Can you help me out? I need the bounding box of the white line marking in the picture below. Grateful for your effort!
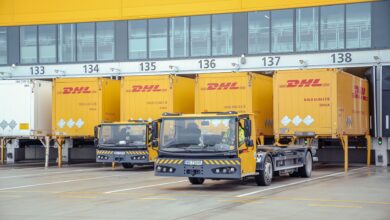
[105,180,187,194]
[0,173,143,191]
[0,168,109,179]
[236,167,367,198]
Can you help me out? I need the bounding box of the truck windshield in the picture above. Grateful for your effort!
[160,117,236,152]
[99,124,147,148]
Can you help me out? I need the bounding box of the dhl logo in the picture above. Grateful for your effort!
[353,85,368,101]
[62,87,93,94]
[202,82,242,90]
[127,85,166,93]
[286,79,322,88]
[126,151,148,155]
[97,150,113,154]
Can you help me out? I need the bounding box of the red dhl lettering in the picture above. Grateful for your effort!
[62,87,92,94]
[128,85,163,92]
[353,85,368,101]
[206,82,240,90]
[286,79,322,88]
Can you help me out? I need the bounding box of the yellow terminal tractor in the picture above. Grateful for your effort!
[153,72,313,185]
[95,75,194,168]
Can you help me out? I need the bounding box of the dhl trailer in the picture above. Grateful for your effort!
[52,77,120,166]
[273,69,370,172]
[95,75,194,168]
[153,72,313,186]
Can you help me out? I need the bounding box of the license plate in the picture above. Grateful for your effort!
[184,160,203,166]
[114,151,125,155]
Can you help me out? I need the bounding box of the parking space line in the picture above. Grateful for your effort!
[0,168,111,179]
[218,199,264,204]
[236,167,367,198]
[0,195,23,198]
[0,173,141,191]
[104,180,187,194]
[59,195,97,199]
[308,204,362,209]
[258,196,390,205]
[140,197,177,201]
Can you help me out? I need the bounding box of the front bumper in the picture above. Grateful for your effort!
[155,158,241,179]
[96,150,150,164]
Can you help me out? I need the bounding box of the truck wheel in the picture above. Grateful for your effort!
[122,163,134,169]
[298,151,312,178]
[255,156,273,186]
[188,177,205,185]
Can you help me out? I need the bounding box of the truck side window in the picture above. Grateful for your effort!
[238,120,245,147]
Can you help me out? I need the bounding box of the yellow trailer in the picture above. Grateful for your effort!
[121,75,194,121]
[195,72,273,144]
[273,68,370,171]
[52,77,120,137]
[96,75,195,168]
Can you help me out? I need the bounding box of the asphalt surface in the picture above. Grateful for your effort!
[0,163,389,220]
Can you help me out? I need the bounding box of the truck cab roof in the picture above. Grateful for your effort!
[160,112,252,119]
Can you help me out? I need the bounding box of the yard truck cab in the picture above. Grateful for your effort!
[152,112,313,186]
[95,74,195,168]
[95,120,158,168]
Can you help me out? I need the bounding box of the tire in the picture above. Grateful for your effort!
[298,151,312,178]
[255,156,273,186]
[188,177,205,185]
[122,163,134,169]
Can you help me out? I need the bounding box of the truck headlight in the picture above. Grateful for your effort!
[212,167,236,174]
[156,166,175,173]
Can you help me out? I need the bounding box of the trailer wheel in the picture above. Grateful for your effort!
[298,151,312,178]
[122,163,134,169]
[188,177,205,185]
[255,156,273,186]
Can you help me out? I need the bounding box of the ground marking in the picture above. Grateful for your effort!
[104,180,187,194]
[218,199,264,204]
[59,195,97,199]
[236,167,367,197]
[0,173,144,191]
[258,196,390,205]
[308,203,362,209]
[0,168,110,179]
[140,197,177,201]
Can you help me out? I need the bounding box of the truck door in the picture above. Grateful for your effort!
[238,118,256,176]
[147,123,158,161]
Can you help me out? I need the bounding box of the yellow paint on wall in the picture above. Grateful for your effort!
[0,0,374,26]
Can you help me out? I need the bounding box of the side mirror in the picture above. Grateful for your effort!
[151,121,159,148]
[94,125,100,146]
[151,121,159,140]
[152,139,159,148]
[245,138,254,147]
[244,119,252,138]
